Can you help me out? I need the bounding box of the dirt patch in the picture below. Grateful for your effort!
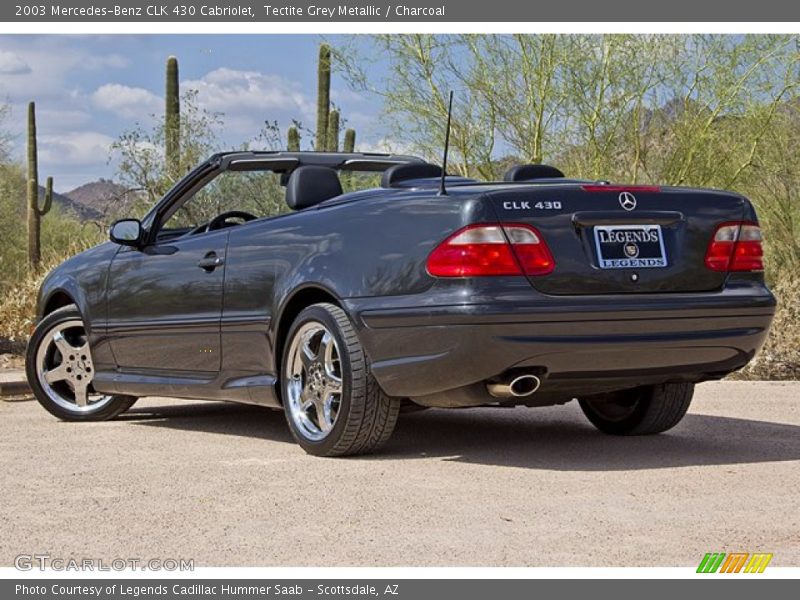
[0,352,24,371]
[0,382,798,566]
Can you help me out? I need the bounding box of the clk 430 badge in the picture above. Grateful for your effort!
[502,201,562,210]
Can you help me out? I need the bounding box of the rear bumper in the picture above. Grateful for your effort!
[348,282,776,401]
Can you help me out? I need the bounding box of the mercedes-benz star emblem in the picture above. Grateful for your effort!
[619,191,637,211]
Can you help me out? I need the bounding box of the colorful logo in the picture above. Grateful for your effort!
[697,552,773,573]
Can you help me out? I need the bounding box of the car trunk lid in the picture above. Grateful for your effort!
[486,185,748,295]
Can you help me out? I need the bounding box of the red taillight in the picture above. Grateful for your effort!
[581,185,661,193]
[705,222,764,272]
[426,223,555,277]
[504,225,556,275]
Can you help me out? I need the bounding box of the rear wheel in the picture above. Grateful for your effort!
[26,305,137,421]
[578,383,694,435]
[281,303,400,457]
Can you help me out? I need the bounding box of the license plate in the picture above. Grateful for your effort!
[593,224,668,269]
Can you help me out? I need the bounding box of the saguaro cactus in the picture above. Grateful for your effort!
[26,101,53,271]
[287,126,300,151]
[343,128,356,153]
[315,44,331,151]
[326,109,340,152]
[341,128,356,189]
[165,55,181,179]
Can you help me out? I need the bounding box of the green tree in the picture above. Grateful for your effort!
[0,163,28,288]
[340,34,798,184]
[338,34,800,281]
[111,89,223,215]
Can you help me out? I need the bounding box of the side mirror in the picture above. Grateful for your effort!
[109,219,144,247]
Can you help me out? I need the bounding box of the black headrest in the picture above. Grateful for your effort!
[285,166,343,210]
[503,164,565,182]
[381,163,443,188]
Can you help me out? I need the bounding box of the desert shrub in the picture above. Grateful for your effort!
[733,275,800,380]
[40,211,104,267]
[0,235,98,347]
[0,264,50,347]
[0,163,104,291]
[0,193,101,350]
[0,163,28,289]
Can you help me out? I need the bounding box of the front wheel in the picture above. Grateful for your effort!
[578,383,694,435]
[281,303,400,457]
[25,305,137,421]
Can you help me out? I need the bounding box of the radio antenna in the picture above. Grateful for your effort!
[438,91,454,196]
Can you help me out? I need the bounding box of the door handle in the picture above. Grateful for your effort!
[197,252,224,271]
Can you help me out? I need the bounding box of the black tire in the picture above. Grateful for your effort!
[281,303,400,457]
[578,383,694,435]
[26,304,137,422]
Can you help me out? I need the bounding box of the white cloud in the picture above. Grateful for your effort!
[0,50,30,75]
[38,107,92,129]
[39,131,115,167]
[0,40,129,101]
[330,87,366,106]
[357,137,416,156]
[185,67,310,112]
[84,53,130,70]
[91,83,162,120]
[183,68,314,135]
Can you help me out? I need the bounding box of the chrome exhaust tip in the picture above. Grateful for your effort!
[510,374,541,397]
[487,374,541,398]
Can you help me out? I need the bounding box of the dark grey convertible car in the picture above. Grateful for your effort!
[26,152,775,456]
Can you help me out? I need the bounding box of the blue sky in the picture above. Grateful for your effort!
[0,35,388,191]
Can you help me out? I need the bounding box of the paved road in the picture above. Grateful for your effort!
[1,381,798,567]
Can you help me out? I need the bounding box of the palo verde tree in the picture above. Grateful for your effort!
[338,33,800,283]
[112,89,222,213]
[338,34,498,179]
[340,34,798,183]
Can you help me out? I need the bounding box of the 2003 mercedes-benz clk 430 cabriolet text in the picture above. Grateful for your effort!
[26,152,776,456]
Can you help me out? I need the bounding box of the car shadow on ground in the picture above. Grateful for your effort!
[122,401,800,471]
[123,401,295,444]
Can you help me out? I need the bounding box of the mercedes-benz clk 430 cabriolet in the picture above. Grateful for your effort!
[26,152,775,456]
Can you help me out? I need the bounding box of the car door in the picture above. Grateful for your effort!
[105,229,229,375]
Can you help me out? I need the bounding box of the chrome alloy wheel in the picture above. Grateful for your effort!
[285,321,344,441]
[35,319,113,413]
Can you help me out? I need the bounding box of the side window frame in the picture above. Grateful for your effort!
[152,170,222,243]
[146,164,289,245]
[141,156,305,247]
[142,160,222,246]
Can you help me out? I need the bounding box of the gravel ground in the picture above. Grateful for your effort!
[0,353,24,371]
[1,381,798,567]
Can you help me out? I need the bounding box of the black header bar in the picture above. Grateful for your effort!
[3,0,800,22]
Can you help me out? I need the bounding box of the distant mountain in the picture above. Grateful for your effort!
[62,179,127,221]
[40,186,101,221]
